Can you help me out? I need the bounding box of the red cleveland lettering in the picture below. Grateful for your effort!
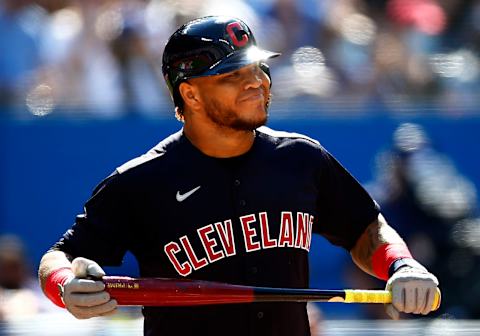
[215,220,236,256]
[259,212,277,249]
[295,212,309,250]
[198,224,225,263]
[180,236,208,270]
[164,242,192,277]
[165,211,314,276]
[240,214,261,252]
[278,211,294,247]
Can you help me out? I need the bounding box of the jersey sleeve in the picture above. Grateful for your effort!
[314,146,380,251]
[51,173,132,266]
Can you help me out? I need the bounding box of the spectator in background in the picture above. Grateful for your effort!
[0,0,44,110]
[106,0,172,115]
[0,234,54,321]
[37,1,127,116]
[360,123,480,319]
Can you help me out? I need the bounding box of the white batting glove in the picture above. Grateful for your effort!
[62,257,117,319]
[385,265,439,319]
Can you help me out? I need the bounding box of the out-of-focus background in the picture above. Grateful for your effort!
[0,0,479,334]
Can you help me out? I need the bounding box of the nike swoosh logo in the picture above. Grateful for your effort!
[176,186,201,202]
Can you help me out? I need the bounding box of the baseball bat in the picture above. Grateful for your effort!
[102,276,441,310]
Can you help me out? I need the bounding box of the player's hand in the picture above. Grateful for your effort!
[62,257,117,319]
[385,266,439,319]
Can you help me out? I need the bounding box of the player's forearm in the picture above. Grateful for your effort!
[38,250,73,292]
[350,214,406,278]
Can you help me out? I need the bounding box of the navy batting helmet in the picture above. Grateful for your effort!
[162,16,280,110]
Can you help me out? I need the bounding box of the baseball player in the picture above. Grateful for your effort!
[38,16,439,335]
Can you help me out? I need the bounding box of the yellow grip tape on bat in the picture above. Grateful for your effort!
[344,288,441,311]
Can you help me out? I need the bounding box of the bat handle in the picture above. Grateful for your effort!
[344,287,441,311]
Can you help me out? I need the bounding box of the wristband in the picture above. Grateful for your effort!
[45,267,74,308]
[371,243,412,280]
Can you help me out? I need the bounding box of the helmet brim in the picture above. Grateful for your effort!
[201,46,280,77]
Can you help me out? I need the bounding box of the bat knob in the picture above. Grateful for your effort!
[432,287,441,311]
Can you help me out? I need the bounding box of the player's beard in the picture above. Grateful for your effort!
[204,93,271,131]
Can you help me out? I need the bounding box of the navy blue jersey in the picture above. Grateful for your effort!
[52,126,379,336]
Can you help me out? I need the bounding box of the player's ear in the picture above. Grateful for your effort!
[178,81,200,110]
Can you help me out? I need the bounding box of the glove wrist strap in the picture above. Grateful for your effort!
[45,267,74,308]
[388,257,427,277]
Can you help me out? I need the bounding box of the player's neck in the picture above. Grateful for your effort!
[183,118,255,158]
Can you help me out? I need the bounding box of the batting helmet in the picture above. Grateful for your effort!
[162,16,280,110]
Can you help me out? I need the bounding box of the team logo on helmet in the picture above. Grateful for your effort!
[226,21,249,48]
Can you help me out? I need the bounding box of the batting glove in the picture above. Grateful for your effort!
[62,257,117,319]
[385,261,439,319]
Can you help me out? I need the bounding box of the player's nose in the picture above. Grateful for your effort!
[243,65,264,90]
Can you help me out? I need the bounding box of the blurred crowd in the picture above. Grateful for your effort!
[0,0,479,118]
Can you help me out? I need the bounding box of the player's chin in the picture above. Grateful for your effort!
[236,100,268,126]
[248,106,268,125]
[230,113,267,131]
